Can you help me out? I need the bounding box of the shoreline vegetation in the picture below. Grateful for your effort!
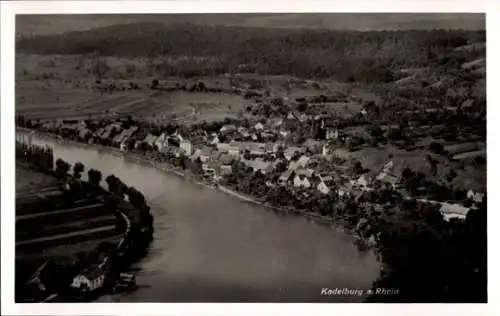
[15,140,154,302]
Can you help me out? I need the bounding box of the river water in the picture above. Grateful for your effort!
[19,132,380,302]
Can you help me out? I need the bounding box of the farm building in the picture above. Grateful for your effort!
[439,203,470,221]
[70,265,106,292]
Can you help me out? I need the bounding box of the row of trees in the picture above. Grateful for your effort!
[16,141,54,172]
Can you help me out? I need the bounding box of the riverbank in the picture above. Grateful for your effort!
[17,127,366,244]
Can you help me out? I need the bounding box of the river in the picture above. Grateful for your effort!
[19,132,380,302]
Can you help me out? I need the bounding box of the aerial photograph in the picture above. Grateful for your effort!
[14,13,486,303]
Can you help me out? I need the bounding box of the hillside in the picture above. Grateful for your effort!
[16,22,486,82]
[16,13,485,36]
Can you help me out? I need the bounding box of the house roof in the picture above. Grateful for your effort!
[284,147,301,157]
[286,111,299,120]
[219,154,234,165]
[439,203,470,216]
[242,159,272,172]
[200,146,214,156]
[288,161,300,171]
[295,168,314,178]
[220,124,237,132]
[279,170,294,180]
[297,155,310,166]
[216,143,231,152]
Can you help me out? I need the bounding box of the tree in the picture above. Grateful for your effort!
[352,160,364,175]
[368,124,383,139]
[72,162,85,179]
[402,167,414,180]
[128,187,147,210]
[151,79,159,90]
[54,158,70,179]
[88,168,102,187]
[446,169,458,182]
[105,174,119,194]
[474,156,485,167]
[297,102,308,112]
[429,142,445,155]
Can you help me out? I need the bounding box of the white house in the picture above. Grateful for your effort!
[326,128,339,140]
[294,174,311,189]
[280,130,291,138]
[254,122,265,130]
[337,187,349,198]
[293,169,314,188]
[209,133,220,145]
[155,133,169,153]
[467,190,485,203]
[351,175,370,190]
[220,165,233,176]
[120,141,128,152]
[288,155,310,171]
[71,266,105,292]
[242,158,272,174]
[317,175,336,195]
[143,133,158,148]
[227,146,240,157]
[220,124,237,134]
[180,139,193,156]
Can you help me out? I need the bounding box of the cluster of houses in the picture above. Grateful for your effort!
[37,110,485,221]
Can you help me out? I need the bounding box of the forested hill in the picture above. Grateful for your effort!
[16,14,485,36]
[16,22,486,81]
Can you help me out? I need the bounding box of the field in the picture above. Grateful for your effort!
[16,164,59,193]
[16,54,368,124]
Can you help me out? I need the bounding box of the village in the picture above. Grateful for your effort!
[21,92,485,237]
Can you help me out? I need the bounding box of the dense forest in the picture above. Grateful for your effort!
[16,23,485,81]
